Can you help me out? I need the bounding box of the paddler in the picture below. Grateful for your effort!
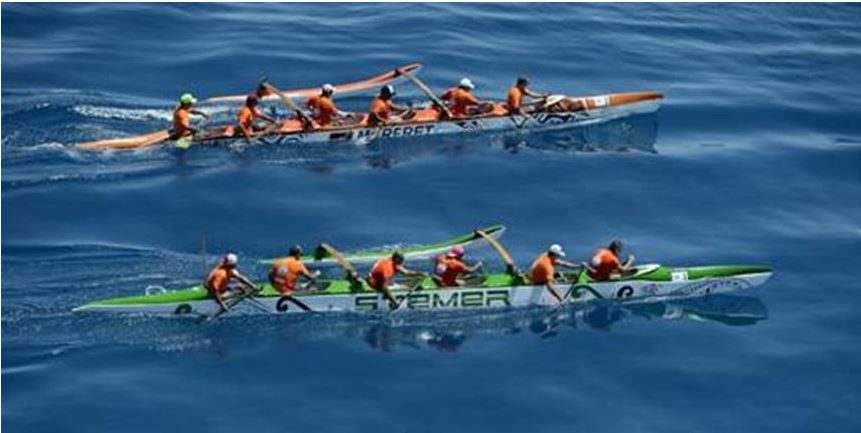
[236,95,277,140]
[366,251,426,307]
[432,246,483,287]
[306,83,351,128]
[269,245,318,295]
[507,76,549,115]
[440,78,488,118]
[205,253,256,312]
[529,244,582,304]
[252,77,274,99]
[367,85,410,127]
[171,93,210,139]
[587,240,635,281]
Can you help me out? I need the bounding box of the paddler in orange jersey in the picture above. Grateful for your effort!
[432,246,483,287]
[507,76,549,115]
[205,253,256,312]
[171,93,210,139]
[236,95,277,141]
[587,240,635,281]
[366,251,426,308]
[440,78,488,118]
[367,85,410,127]
[268,245,318,295]
[529,244,582,304]
[306,83,351,128]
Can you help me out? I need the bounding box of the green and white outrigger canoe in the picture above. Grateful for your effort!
[73,264,772,316]
[259,224,505,266]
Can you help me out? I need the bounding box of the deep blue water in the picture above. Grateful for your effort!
[3,3,861,432]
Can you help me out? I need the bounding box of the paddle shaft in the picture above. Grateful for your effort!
[317,243,361,283]
[398,69,454,119]
[475,229,521,276]
[264,83,315,127]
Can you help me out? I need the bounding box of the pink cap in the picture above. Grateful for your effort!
[447,246,465,257]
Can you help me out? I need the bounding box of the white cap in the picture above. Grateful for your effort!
[459,78,475,90]
[549,244,566,257]
[224,253,238,266]
[321,83,335,94]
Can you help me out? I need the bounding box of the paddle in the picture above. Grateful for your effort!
[263,83,315,129]
[474,229,523,279]
[397,67,454,120]
[390,274,430,312]
[316,243,361,285]
[209,284,264,320]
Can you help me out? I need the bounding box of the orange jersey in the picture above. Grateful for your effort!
[270,256,310,294]
[369,97,392,122]
[437,257,468,287]
[529,253,556,285]
[205,266,234,295]
[237,106,261,132]
[507,86,524,113]
[306,95,338,126]
[441,87,479,117]
[588,248,621,281]
[367,258,397,290]
[173,107,192,136]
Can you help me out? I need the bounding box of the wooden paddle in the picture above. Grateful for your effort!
[397,68,454,120]
[316,243,361,285]
[264,83,315,129]
[474,229,523,278]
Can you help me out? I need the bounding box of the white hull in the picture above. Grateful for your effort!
[76,269,771,316]
[199,98,662,148]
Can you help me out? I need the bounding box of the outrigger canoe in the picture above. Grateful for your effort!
[73,264,772,315]
[76,63,663,150]
[185,91,664,148]
[258,224,505,265]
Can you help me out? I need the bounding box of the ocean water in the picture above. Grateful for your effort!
[3,3,861,432]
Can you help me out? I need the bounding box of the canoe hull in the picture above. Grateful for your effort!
[193,92,663,147]
[74,264,771,316]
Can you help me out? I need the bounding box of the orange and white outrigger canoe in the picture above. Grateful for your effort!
[76,62,663,150]
[187,91,664,148]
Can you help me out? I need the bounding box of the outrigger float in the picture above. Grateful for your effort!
[73,227,771,316]
[76,64,663,150]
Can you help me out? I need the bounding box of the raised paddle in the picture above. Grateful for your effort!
[474,229,523,278]
[397,67,454,120]
[263,83,315,129]
[316,243,361,285]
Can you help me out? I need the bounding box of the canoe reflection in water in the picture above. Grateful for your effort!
[359,294,767,352]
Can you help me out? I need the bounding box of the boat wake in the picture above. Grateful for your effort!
[3,87,662,191]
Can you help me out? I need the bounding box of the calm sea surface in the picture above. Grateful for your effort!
[3,3,861,432]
